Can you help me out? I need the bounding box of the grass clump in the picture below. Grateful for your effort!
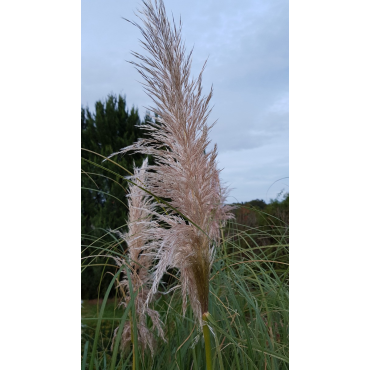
[82,217,289,369]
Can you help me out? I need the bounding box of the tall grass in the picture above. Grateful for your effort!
[107,0,234,330]
[81,185,289,369]
[104,1,235,367]
[110,158,165,357]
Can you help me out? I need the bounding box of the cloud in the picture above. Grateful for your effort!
[81,0,289,202]
[218,137,289,203]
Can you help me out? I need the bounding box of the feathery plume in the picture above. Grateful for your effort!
[111,158,165,354]
[109,0,234,325]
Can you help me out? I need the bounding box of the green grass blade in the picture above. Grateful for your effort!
[213,327,224,370]
[89,264,126,370]
[110,292,136,370]
[82,341,89,370]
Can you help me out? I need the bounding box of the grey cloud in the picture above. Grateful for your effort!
[82,0,288,202]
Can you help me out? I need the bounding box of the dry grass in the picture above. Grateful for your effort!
[111,159,164,354]
[108,0,233,325]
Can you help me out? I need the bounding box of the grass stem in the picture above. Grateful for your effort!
[130,316,136,370]
[202,312,212,370]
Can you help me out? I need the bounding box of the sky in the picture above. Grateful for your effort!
[81,0,289,203]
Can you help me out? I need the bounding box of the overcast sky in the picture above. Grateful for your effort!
[81,0,289,203]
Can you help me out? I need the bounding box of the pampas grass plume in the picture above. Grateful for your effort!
[109,0,234,326]
[111,158,164,354]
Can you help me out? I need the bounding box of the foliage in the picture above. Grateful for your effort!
[81,218,289,369]
[229,193,289,279]
[232,192,289,228]
[81,94,147,299]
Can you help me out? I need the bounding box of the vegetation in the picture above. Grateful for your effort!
[81,1,289,368]
[81,112,289,369]
[81,123,289,368]
[81,217,289,369]
[81,94,148,299]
